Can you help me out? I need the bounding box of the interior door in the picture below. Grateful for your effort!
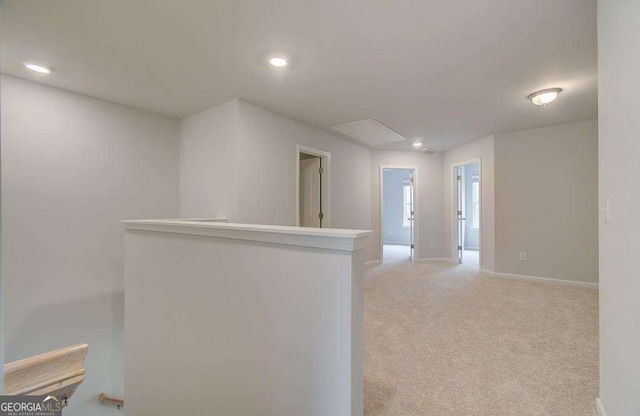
[409,171,415,261]
[300,157,322,227]
[455,166,466,263]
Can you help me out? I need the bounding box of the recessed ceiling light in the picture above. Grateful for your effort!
[528,88,562,106]
[24,62,54,74]
[269,57,288,67]
[413,141,423,148]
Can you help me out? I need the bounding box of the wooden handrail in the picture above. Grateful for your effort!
[4,343,88,403]
[99,393,124,409]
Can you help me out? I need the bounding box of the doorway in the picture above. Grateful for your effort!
[296,145,331,228]
[380,166,418,264]
[452,160,481,268]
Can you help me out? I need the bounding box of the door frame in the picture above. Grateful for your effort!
[450,158,482,269]
[296,145,331,227]
[379,165,419,263]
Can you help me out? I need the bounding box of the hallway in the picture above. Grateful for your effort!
[383,244,412,265]
[462,249,479,268]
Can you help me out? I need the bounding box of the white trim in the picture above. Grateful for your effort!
[122,220,371,252]
[450,158,482,270]
[481,269,599,289]
[295,145,332,228]
[595,398,607,416]
[379,165,419,264]
[167,217,227,222]
[418,257,454,263]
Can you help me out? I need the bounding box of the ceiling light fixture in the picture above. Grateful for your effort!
[269,57,288,67]
[24,62,54,74]
[528,88,562,106]
[413,141,423,148]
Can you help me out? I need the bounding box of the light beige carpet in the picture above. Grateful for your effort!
[364,260,598,416]
[383,244,412,265]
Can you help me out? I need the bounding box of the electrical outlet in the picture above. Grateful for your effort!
[429,242,435,249]
[519,252,527,261]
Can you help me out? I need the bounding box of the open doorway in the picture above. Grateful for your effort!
[296,145,331,228]
[452,160,481,268]
[380,166,417,264]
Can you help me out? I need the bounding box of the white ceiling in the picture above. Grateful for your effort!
[1,0,597,151]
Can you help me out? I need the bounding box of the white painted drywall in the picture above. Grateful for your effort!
[494,120,598,284]
[235,101,371,234]
[371,151,444,261]
[0,1,598,152]
[598,1,640,414]
[124,222,369,416]
[0,1,4,392]
[179,99,239,219]
[1,75,180,414]
[443,135,495,270]
[179,99,373,259]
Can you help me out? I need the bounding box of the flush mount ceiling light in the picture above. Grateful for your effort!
[24,62,54,74]
[269,56,288,67]
[413,141,423,148]
[528,88,562,106]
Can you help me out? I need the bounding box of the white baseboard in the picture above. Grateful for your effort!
[595,398,607,416]
[366,258,450,268]
[481,269,598,289]
[417,257,454,263]
[365,260,382,270]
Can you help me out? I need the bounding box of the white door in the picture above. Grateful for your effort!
[300,157,322,227]
[408,171,415,261]
[455,166,466,263]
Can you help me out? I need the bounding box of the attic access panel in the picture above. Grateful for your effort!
[331,119,407,146]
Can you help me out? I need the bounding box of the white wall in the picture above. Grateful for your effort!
[235,101,371,233]
[494,120,598,284]
[179,99,373,259]
[598,0,640,414]
[371,150,444,262]
[179,99,239,219]
[124,223,368,416]
[443,135,495,270]
[1,75,180,414]
[0,2,4,391]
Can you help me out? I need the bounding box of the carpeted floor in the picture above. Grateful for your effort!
[383,244,412,264]
[462,249,479,267]
[364,260,599,416]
